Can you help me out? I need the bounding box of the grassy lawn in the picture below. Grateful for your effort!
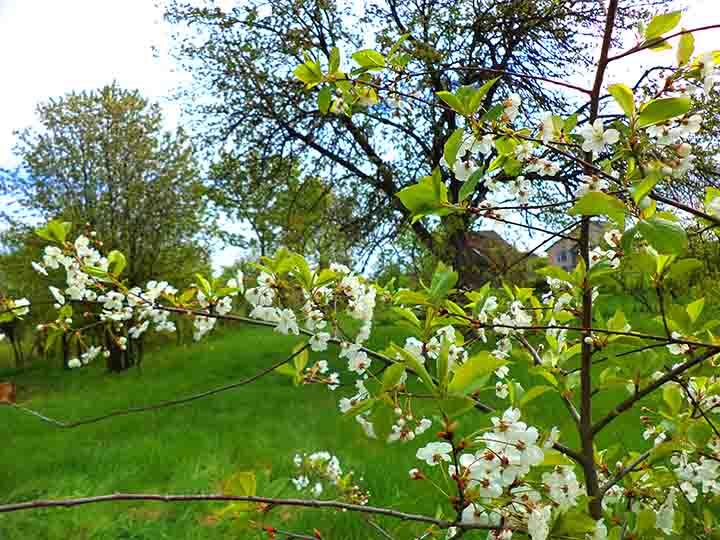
[0,324,648,539]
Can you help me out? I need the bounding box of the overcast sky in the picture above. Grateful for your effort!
[0,0,718,269]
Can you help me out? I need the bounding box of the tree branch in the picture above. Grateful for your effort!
[9,344,311,429]
[593,348,720,435]
[0,492,494,531]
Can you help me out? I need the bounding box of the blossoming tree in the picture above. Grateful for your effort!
[3,4,720,540]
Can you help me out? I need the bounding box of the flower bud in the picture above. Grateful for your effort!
[676,142,692,157]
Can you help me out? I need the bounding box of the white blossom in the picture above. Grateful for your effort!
[503,93,521,122]
[667,332,689,355]
[67,358,82,369]
[527,505,552,540]
[416,442,453,466]
[578,119,619,153]
[275,308,300,335]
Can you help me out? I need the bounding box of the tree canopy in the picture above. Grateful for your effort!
[164,0,671,279]
[3,83,210,286]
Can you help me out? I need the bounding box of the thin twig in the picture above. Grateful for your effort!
[600,448,653,494]
[0,492,497,531]
[593,348,720,435]
[608,24,720,62]
[9,345,310,429]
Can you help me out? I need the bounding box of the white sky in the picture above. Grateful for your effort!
[0,0,718,269]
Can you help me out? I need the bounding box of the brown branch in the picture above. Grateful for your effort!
[9,344,310,429]
[673,376,720,439]
[608,24,720,62]
[649,192,720,227]
[600,448,653,494]
[580,0,618,520]
[467,199,577,213]
[0,492,491,530]
[407,66,592,94]
[593,348,720,435]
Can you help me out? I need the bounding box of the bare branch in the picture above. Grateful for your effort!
[0,492,495,531]
[593,348,720,435]
[9,345,310,429]
[600,448,653,494]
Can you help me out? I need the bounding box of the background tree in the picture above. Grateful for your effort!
[1,84,212,370]
[163,0,670,283]
[208,152,362,265]
[3,83,210,286]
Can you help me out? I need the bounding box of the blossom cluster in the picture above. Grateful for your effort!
[291,451,369,505]
[413,408,586,540]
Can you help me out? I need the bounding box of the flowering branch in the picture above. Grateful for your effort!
[593,348,720,435]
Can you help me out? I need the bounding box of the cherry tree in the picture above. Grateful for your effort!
[4,4,720,540]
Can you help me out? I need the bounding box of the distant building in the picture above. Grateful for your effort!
[546,222,605,272]
[464,230,541,286]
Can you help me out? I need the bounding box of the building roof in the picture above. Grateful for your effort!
[544,220,606,252]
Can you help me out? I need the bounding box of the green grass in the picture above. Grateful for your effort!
[1,326,437,539]
[0,325,648,539]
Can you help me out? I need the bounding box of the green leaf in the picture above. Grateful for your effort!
[569,191,626,227]
[83,265,110,280]
[381,363,406,391]
[292,342,309,372]
[564,113,578,133]
[47,220,69,243]
[391,307,422,330]
[448,352,505,394]
[638,97,692,128]
[294,62,323,88]
[636,508,657,535]
[217,471,257,516]
[437,395,476,417]
[552,509,599,536]
[468,77,499,114]
[429,261,458,301]
[631,171,660,204]
[688,421,713,447]
[647,38,672,52]
[394,289,429,306]
[351,49,385,70]
[645,11,682,40]
[274,363,298,378]
[541,449,576,466]
[481,103,504,122]
[391,344,436,393]
[663,385,683,415]
[637,218,688,254]
[396,171,451,222]
[107,250,126,276]
[494,136,516,155]
[328,46,340,73]
[436,91,465,115]
[317,86,332,114]
[519,385,551,407]
[667,258,702,282]
[677,30,695,66]
[458,168,483,203]
[443,128,465,167]
[687,297,705,323]
[608,83,635,117]
[343,397,376,417]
